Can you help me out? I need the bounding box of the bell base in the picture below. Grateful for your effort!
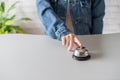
[72,54,91,61]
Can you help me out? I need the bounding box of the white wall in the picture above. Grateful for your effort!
[104,0,120,34]
[1,0,120,34]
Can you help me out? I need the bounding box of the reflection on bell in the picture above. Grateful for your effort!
[72,47,91,61]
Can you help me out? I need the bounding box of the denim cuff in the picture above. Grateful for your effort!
[55,26,71,40]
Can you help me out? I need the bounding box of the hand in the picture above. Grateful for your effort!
[62,33,82,51]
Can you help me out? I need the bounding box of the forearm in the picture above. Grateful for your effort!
[36,0,70,40]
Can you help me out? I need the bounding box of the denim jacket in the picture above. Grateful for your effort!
[36,0,105,40]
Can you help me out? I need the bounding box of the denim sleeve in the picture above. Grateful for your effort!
[91,0,105,34]
[36,0,70,40]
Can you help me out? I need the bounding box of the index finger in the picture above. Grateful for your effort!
[74,37,82,47]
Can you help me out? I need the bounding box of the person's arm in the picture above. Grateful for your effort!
[91,0,105,34]
[36,0,82,51]
[36,0,70,40]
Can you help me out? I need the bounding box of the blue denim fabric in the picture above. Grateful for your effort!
[36,0,105,40]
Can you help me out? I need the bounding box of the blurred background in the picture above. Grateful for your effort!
[1,0,120,35]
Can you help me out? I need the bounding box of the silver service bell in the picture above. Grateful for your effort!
[72,47,91,61]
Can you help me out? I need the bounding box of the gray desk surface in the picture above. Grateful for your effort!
[0,33,120,80]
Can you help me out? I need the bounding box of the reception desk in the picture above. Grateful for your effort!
[0,33,120,80]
